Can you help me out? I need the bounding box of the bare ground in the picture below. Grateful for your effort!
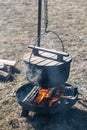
[0,0,87,130]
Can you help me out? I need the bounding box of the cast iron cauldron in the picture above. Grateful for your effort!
[25,31,72,88]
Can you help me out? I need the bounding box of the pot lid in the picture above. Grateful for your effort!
[24,52,72,67]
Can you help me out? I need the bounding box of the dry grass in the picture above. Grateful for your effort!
[0,0,87,130]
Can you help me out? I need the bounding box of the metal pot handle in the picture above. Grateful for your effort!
[28,31,69,61]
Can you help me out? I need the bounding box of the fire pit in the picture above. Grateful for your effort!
[16,83,78,117]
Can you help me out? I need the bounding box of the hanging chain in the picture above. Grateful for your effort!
[44,0,48,32]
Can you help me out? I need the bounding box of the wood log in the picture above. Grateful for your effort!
[0,63,4,69]
[0,59,16,80]
[0,59,16,66]
[4,65,12,74]
[0,70,10,79]
[0,63,11,74]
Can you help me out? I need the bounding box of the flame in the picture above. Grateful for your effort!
[49,98,58,106]
[34,88,51,104]
[34,88,64,106]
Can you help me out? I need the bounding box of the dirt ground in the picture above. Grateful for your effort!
[0,0,87,130]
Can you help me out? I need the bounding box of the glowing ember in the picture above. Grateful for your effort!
[49,97,58,106]
[33,88,64,106]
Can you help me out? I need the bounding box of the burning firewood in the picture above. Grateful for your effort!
[34,88,55,104]
[32,87,77,107]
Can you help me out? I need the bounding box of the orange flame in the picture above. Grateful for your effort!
[34,88,51,104]
[34,88,64,106]
[49,98,58,106]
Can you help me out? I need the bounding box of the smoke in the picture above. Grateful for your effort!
[24,61,49,87]
[24,61,42,86]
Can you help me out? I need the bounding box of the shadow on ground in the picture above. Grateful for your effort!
[27,107,87,130]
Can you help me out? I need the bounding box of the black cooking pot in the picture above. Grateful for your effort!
[26,31,72,88]
[16,83,77,115]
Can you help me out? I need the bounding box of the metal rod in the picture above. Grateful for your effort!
[37,0,42,47]
[33,0,42,55]
[28,45,69,57]
[22,86,40,102]
[29,87,41,102]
